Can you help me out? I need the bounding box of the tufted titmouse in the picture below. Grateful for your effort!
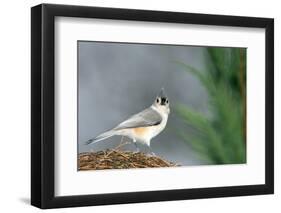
[86,88,170,153]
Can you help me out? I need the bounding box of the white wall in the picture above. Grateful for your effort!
[0,0,279,212]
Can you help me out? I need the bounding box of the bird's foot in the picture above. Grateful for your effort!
[144,145,156,156]
[147,151,156,156]
[133,148,140,153]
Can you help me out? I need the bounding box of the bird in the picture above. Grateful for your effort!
[86,88,170,153]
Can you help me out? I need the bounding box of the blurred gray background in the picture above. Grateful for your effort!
[78,41,209,166]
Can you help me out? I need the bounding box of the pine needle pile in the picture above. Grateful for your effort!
[79,142,178,170]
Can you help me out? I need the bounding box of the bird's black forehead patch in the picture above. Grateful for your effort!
[161,97,167,105]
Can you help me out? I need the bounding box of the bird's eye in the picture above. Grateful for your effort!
[156,98,160,103]
[166,99,169,104]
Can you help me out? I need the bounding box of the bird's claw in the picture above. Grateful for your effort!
[148,152,156,156]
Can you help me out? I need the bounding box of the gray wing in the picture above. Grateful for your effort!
[114,107,162,130]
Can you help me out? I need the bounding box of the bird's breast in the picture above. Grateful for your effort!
[153,114,168,136]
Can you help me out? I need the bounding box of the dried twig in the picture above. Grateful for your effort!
[105,141,131,157]
[79,149,179,170]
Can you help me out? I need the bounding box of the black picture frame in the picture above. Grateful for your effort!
[31,3,274,209]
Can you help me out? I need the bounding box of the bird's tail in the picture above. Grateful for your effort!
[85,130,116,145]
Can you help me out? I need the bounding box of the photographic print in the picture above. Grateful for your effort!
[31,4,273,208]
[78,41,246,170]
